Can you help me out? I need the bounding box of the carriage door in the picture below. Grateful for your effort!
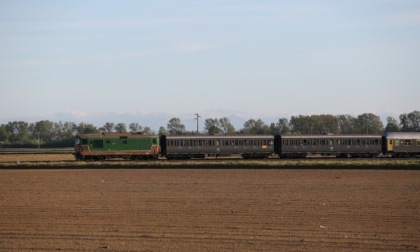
[388,139,394,152]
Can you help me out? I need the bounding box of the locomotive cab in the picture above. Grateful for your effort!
[73,136,88,160]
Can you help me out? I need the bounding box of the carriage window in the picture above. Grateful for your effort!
[404,140,412,146]
[417,140,420,146]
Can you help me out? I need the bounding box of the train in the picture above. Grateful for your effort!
[73,132,420,160]
[74,132,160,160]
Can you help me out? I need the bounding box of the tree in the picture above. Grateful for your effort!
[101,122,115,132]
[204,118,221,134]
[276,118,291,135]
[269,122,278,135]
[337,115,356,134]
[314,114,339,134]
[242,119,270,134]
[115,123,127,132]
[129,123,143,133]
[400,110,420,132]
[77,123,99,134]
[354,113,384,134]
[290,115,310,134]
[167,117,185,135]
[219,117,235,134]
[34,120,54,143]
[0,124,9,143]
[385,117,400,132]
[158,126,167,135]
[6,121,30,143]
[64,122,78,138]
[143,127,152,134]
[53,121,78,141]
[290,115,339,134]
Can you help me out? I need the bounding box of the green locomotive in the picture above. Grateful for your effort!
[74,132,160,160]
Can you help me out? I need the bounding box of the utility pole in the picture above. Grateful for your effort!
[194,113,200,135]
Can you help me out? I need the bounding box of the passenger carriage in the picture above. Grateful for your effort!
[383,132,420,158]
[160,135,275,159]
[278,134,383,158]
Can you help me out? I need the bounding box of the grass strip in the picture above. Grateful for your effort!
[0,159,419,169]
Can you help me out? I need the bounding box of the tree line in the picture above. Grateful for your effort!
[0,111,419,147]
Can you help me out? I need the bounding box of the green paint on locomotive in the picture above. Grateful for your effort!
[74,132,160,160]
[78,135,158,151]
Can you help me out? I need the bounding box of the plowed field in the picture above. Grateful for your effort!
[0,169,419,251]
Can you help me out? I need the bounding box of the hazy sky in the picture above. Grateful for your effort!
[1,0,419,129]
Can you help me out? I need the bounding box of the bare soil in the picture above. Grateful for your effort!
[0,168,419,251]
